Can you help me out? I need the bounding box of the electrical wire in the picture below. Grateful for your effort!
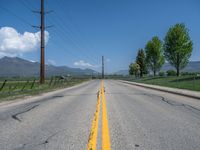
[46,14,100,65]
[0,6,32,26]
[47,0,101,63]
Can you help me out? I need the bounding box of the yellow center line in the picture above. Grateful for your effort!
[87,80,111,150]
[101,81,111,150]
[87,87,101,150]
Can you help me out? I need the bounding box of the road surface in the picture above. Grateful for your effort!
[0,80,200,150]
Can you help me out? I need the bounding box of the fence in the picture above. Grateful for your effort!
[0,77,87,99]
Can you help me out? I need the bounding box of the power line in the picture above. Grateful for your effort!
[18,0,32,11]
[46,15,100,65]
[48,22,99,66]
[44,0,101,69]
[20,0,38,11]
[47,0,101,63]
[49,35,86,63]
[48,27,87,61]
[58,0,103,59]
[45,15,98,68]
[53,18,99,64]
[0,6,32,26]
[44,27,99,71]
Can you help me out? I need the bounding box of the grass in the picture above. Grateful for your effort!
[0,78,89,102]
[122,75,200,91]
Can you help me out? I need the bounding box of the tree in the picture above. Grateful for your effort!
[145,36,165,76]
[164,23,193,76]
[129,63,140,77]
[166,70,176,76]
[136,49,147,77]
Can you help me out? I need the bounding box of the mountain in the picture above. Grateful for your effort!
[115,61,200,75]
[0,57,98,77]
[114,70,129,76]
[161,61,200,72]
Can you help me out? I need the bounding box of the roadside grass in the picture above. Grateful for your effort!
[0,78,89,102]
[123,76,200,91]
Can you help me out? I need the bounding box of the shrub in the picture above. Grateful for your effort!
[167,70,176,76]
[181,72,197,76]
[159,71,165,76]
[181,72,190,76]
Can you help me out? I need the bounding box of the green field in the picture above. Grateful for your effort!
[0,77,89,101]
[122,76,200,91]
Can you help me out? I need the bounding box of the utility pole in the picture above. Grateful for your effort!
[32,0,52,84]
[40,0,45,84]
[102,56,104,79]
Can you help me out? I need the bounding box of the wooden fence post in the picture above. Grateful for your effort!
[0,80,7,91]
[31,79,36,89]
[21,80,29,91]
[49,77,53,87]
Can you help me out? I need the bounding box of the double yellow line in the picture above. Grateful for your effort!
[87,81,111,150]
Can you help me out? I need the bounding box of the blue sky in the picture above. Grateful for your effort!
[0,0,200,73]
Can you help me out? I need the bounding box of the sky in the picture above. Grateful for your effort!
[0,0,200,73]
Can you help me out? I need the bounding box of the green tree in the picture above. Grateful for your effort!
[145,36,165,76]
[136,49,147,77]
[166,70,176,76]
[164,23,193,76]
[129,63,140,77]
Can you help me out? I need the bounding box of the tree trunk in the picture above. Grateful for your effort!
[140,69,143,77]
[176,67,179,76]
[153,70,156,76]
[176,53,180,76]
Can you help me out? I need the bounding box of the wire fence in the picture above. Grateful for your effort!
[0,77,89,99]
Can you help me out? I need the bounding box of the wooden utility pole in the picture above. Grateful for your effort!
[102,56,104,79]
[32,0,52,83]
[40,0,45,84]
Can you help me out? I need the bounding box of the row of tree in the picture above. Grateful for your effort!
[129,23,193,77]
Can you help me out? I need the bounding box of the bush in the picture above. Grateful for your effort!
[181,72,190,76]
[159,71,165,76]
[167,70,176,76]
[181,72,197,76]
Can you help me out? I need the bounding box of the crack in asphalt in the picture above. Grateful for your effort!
[62,93,97,97]
[140,93,200,115]
[51,95,64,99]
[11,104,39,122]
[117,81,200,115]
[15,129,67,150]
[37,130,62,146]
[140,93,185,106]
[13,144,26,150]
[103,89,200,117]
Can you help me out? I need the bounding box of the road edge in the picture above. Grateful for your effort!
[0,80,93,108]
[119,80,200,100]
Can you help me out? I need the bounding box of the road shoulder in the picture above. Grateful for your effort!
[119,80,200,100]
[0,80,92,108]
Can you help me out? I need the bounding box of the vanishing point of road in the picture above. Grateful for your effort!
[0,80,200,150]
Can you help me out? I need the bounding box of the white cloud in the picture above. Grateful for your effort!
[74,60,95,68]
[28,59,37,63]
[0,27,49,57]
[47,59,56,65]
[106,58,110,62]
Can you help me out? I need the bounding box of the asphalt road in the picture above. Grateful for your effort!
[0,80,200,150]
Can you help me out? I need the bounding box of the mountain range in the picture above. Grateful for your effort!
[115,61,200,75]
[0,57,98,77]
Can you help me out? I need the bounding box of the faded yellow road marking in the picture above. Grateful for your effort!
[87,88,101,150]
[101,81,111,150]
[87,81,111,150]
